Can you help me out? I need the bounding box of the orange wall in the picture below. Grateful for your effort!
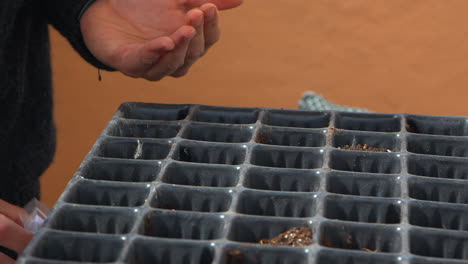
[42,0,468,206]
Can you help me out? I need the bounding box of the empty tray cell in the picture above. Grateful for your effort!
[227,216,312,245]
[64,181,149,207]
[256,126,326,147]
[409,201,468,231]
[107,119,180,138]
[119,102,189,121]
[319,221,401,253]
[408,134,468,157]
[262,110,330,128]
[410,256,468,264]
[140,210,225,240]
[95,138,171,160]
[236,190,317,217]
[48,205,136,234]
[324,195,401,224]
[406,115,468,136]
[172,142,246,165]
[31,231,123,262]
[150,185,232,212]
[192,106,259,124]
[182,123,254,143]
[333,130,400,152]
[408,155,468,180]
[408,177,468,204]
[80,158,159,182]
[243,166,320,192]
[326,172,401,197]
[126,238,213,264]
[335,113,401,132]
[330,150,401,174]
[161,162,239,187]
[219,245,309,264]
[316,249,400,264]
[251,146,324,169]
[410,228,468,260]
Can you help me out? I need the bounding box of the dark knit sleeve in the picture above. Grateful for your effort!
[45,0,115,71]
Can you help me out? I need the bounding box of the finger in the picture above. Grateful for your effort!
[200,4,220,50]
[0,200,28,227]
[186,0,243,10]
[0,214,33,253]
[116,37,175,78]
[0,252,15,264]
[143,26,196,81]
[171,9,205,77]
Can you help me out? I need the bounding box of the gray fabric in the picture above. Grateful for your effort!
[298,92,370,112]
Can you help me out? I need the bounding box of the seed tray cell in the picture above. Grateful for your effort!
[95,138,171,160]
[172,141,246,165]
[262,109,330,128]
[316,249,400,264]
[319,221,402,253]
[161,162,239,187]
[106,119,181,139]
[324,195,402,224]
[408,176,468,204]
[150,184,233,212]
[126,238,214,264]
[326,171,401,197]
[140,210,226,240]
[251,145,324,169]
[407,134,468,157]
[78,158,160,182]
[63,180,149,207]
[218,245,310,264]
[19,103,468,263]
[31,231,124,262]
[182,123,254,143]
[236,190,317,217]
[408,155,468,180]
[334,112,401,132]
[330,149,401,174]
[332,130,400,152]
[48,205,137,234]
[406,115,468,136]
[243,166,321,192]
[410,228,468,260]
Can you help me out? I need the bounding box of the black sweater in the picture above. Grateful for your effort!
[0,0,108,206]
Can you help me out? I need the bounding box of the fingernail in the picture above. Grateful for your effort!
[195,16,203,27]
[207,6,216,19]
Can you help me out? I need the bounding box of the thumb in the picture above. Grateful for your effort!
[186,0,243,10]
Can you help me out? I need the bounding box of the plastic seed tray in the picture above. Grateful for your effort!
[18,102,468,264]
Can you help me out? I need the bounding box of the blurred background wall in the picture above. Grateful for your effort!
[41,0,468,206]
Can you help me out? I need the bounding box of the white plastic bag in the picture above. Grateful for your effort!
[20,198,50,233]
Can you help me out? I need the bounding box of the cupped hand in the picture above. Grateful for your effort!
[80,0,243,81]
[0,200,32,264]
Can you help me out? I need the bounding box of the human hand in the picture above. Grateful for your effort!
[0,200,33,264]
[80,0,243,81]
